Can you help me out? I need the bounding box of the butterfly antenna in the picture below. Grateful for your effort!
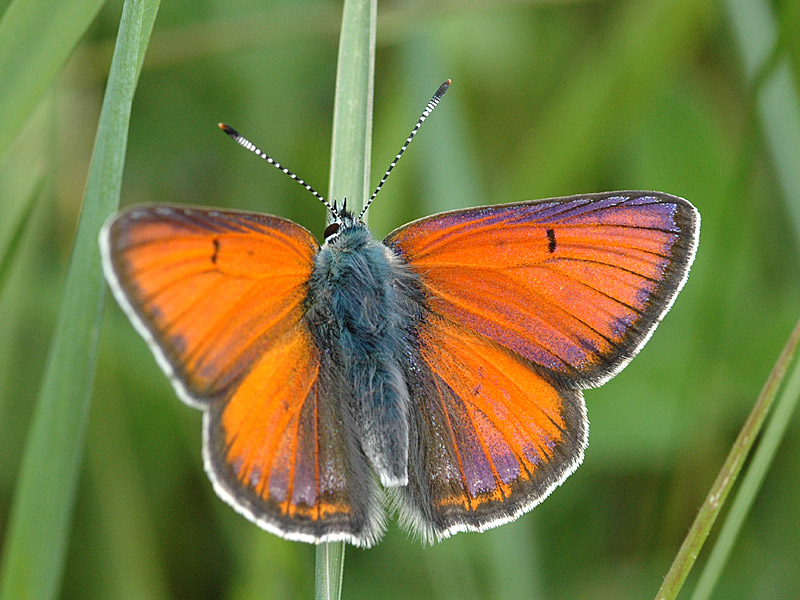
[218,123,337,215]
[359,79,451,220]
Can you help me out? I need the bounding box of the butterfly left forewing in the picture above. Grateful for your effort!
[101,205,320,404]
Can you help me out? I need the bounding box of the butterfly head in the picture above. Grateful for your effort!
[323,198,364,244]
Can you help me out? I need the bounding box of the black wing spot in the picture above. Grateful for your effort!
[211,238,220,264]
[546,228,557,253]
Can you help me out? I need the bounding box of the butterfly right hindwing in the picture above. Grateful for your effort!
[389,315,588,541]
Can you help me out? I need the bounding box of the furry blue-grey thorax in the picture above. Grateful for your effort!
[304,209,425,487]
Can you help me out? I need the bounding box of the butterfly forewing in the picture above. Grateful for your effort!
[101,205,383,546]
[101,206,319,401]
[387,192,699,387]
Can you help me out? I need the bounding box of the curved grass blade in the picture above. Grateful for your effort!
[655,315,800,600]
[690,317,800,600]
[0,173,43,299]
[0,2,152,599]
[0,0,105,158]
[655,0,800,595]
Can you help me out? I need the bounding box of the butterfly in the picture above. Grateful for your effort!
[100,81,699,547]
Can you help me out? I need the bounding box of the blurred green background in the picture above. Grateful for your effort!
[1,0,799,598]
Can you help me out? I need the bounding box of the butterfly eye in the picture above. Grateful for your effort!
[324,222,341,239]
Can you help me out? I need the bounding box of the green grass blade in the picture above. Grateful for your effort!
[655,1,800,595]
[0,0,106,158]
[688,0,800,582]
[327,0,377,217]
[724,0,800,246]
[0,2,149,599]
[0,174,43,298]
[315,541,346,600]
[655,316,800,600]
[690,317,800,600]
[316,0,376,598]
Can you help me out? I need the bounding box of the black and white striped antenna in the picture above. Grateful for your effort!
[218,79,451,220]
[359,79,450,220]
[218,122,337,215]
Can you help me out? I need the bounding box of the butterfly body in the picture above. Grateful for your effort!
[101,191,699,547]
[305,213,424,488]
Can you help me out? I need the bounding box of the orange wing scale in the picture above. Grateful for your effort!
[205,325,374,535]
[396,317,586,538]
[219,328,320,510]
[420,321,566,494]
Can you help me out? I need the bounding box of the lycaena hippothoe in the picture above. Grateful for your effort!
[100,81,699,547]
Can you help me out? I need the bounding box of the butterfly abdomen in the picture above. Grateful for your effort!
[306,223,424,487]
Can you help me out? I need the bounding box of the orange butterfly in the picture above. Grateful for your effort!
[100,81,699,547]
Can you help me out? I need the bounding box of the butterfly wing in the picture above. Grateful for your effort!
[388,192,699,387]
[101,206,383,546]
[391,316,587,540]
[385,192,698,538]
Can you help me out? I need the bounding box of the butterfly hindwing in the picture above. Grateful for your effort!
[390,316,587,540]
[101,206,383,546]
[204,325,384,546]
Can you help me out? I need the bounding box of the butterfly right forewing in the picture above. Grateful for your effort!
[388,192,699,388]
